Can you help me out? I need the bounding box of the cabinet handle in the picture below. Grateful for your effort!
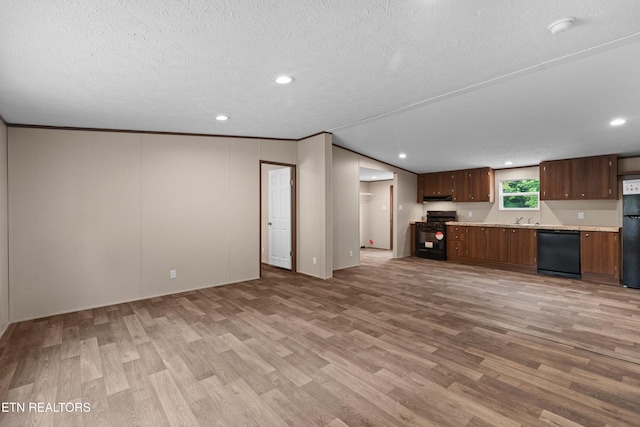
[585,233,589,237]
[512,229,516,233]
[582,193,585,197]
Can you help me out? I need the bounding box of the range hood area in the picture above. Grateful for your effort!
[423,195,452,202]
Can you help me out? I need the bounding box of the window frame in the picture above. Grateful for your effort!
[498,179,540,211]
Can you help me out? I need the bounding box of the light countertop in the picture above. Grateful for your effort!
[446,221,620,233]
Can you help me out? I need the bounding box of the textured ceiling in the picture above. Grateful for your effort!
[1,1,640,172]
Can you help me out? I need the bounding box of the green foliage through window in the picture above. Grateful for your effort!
[500,179,540,210]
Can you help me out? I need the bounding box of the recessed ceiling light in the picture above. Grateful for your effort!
[610,118,626,126]
[216,115,229,121]
[399,153,407,159]
[548,17,576,34]
[505,161,513,166]
[372,176,377,179]
[275,75,294,84]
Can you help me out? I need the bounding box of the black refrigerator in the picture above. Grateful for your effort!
[623,179,640,289]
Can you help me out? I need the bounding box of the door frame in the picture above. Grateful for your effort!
[390,184,393,251]
[260,161,297,274]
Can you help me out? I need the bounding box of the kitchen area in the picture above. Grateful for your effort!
[411,153,640,288]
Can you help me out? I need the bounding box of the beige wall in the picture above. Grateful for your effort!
[331,146,420,265]
[0,121,8,336]
[9,128,142,321]
[394,168,419,258]
[332,148,360,270]
[619,156,640,174]
[7,128,284,321]
[298,133,332,279]
[260,139,297,165]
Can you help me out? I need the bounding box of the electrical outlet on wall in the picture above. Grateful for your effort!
[578,212,585,220]
[313,257,317,265]
[170,269,177,279]
[468,211,473,217]
[349,250,353,257]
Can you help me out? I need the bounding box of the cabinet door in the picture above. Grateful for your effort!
[468,167,494,202]
[467,227,487,259]
[486,228,508,262]
[540,160,571,200]
[451,170,469,202]
[571,155,617,199]
[581,231,620,278]
[438,172,453,196]
[508,228,537,265]
[425,172,453,196]
[417,174,425,203]
[424,173,439,196]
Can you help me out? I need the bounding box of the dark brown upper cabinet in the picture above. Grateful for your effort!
[540,154,617,201]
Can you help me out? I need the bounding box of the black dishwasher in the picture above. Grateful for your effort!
[537,230,581,279]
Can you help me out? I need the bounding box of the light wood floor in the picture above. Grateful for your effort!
[1,249,640,426]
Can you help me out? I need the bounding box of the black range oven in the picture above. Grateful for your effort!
[415,211,457,260]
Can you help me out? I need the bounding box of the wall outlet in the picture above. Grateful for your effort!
[349,250,353,257]
[261,247,264,253]
[170,269,177,279]
[312,257,317,265]
[399,204,403,211]
[578,212,585,220]
[468,211,473,217]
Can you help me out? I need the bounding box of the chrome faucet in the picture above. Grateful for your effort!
[515,217,524,224]
[527,217,532,224]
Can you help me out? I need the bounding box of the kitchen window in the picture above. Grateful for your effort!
[499,179,540,210]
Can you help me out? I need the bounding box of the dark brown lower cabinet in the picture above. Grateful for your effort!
[447,225,537,274]
[467,226,487,259]
[486,228,508,262]
[447,226,467,258]
[580,231,620,285]
[508,228,537,266]
[447,225,620,284]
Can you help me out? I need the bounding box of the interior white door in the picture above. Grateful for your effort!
[268,167,292,269]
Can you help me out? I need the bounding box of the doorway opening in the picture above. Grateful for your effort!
[260,162,296,274]
[359,167,393,260]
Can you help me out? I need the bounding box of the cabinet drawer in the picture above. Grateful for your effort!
[450,232,466,241]
[447,241,467,257]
